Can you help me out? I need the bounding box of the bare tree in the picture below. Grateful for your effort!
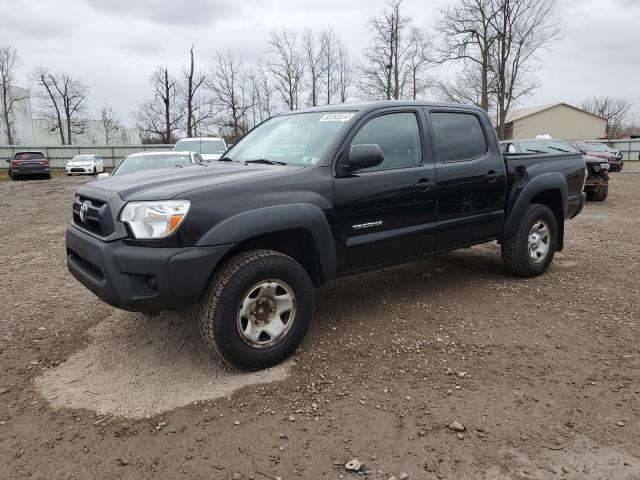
[336,37,355,103]
[303,31,325,107]
[320,28,339,104]
[432,62,494,108]
[98,102,121,144]
[135,67,182,143]
[490,0,561,139]
[268,29,304,110]
[31,66,89,145]
[248,59,277,126]
[0,46,27,144]
[581,97,632,139]
[181,45,208,137]
[436,0,498,111]
[208,52,251,140]
[405,28,434,100]
[360,0,414,100]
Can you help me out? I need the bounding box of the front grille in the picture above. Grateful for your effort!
[70,167,88,172]
[72,195,114,237]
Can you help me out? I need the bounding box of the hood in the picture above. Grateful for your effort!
[84,162,304,201]
[583,154,610,166]
[68,160,93,165]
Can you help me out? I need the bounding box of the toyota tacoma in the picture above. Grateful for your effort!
[66,101,587,370]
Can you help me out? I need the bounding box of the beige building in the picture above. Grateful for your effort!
[494,103,607,140]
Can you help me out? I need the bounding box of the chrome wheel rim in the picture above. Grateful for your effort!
[236,280,296,348]
[528,220,550,263]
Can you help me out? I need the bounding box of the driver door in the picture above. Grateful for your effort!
[333,108,438,273]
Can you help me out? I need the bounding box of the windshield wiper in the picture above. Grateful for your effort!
[245,159,288,166]
[548,146,570,153]
[525,148,546,154]
[173,164,184,168]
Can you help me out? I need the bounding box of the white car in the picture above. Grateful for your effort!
[66,155,105,176]
[174,137,227,161]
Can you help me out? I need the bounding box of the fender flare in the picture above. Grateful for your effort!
[501,172,568,240]
[196,203,337,283]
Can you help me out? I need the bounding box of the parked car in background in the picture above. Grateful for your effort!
[174,137,227,161]
[97,151,204,178]
[6,151,50,180]
[575,142,623,172]
[66,155,104,176]
[501,138,610,202]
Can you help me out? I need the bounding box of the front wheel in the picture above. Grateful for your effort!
[501,204,558,277]
[589,183,608,202]
[199,249,315,370]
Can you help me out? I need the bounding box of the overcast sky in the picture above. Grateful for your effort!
[2,0,639,126]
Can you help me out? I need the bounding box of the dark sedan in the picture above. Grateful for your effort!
[7,151,51,180]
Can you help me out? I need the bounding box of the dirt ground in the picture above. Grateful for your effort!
[1,165,639,480]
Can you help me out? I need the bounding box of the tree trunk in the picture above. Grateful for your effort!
[187,47,194,137]
[163,69,171,143]
[2,90,12,144]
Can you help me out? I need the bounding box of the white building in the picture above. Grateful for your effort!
[2,85,140,146]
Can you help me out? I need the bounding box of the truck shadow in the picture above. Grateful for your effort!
[314,243,507,324]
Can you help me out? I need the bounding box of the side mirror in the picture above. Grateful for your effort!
[96,172,110,179]
[5,159,9,163]
[339,144,384,175]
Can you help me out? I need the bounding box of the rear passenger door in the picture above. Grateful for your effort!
[426,109,507,249]
[334,108,438,272]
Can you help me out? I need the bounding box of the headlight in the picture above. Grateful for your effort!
[120,200,190,239]
[600,163,610,169]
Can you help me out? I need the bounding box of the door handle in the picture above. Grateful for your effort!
[415,179,435,192]
[485,170,501,182]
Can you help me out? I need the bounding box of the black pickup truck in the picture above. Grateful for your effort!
[66,101,586,369]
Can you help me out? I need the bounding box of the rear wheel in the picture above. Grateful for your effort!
[199,249,314,370]
[501,204,557,277]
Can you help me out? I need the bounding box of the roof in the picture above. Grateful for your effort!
[494,103,607,124]
[291,100,486,115]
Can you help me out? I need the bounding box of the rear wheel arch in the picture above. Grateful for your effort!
[502,174,568,251]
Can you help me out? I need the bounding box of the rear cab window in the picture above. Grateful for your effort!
[430,112,487,162]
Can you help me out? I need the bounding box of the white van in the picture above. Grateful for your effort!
[174,137,227,161]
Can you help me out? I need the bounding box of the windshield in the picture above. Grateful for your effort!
[579,142,608,152]
[225,112,355,166]
[71,155,94,162]
[519,140,579,154]
[175,139,226,155]
[113,153,193,176]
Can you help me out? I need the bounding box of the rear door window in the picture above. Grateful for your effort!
[430,112,487,162]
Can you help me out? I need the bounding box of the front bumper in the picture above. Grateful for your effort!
[66,165,94,174]
[66,225,233,312]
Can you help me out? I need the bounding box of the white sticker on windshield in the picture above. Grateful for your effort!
[319,113,355,122]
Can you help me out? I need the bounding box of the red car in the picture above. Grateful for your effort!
[575,142,624,172]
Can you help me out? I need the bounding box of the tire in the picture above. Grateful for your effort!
[590,183,608,202]
[501,204,557,277]
[93,167,96,175]
[199,249,315,370]
[67,173,71,176]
